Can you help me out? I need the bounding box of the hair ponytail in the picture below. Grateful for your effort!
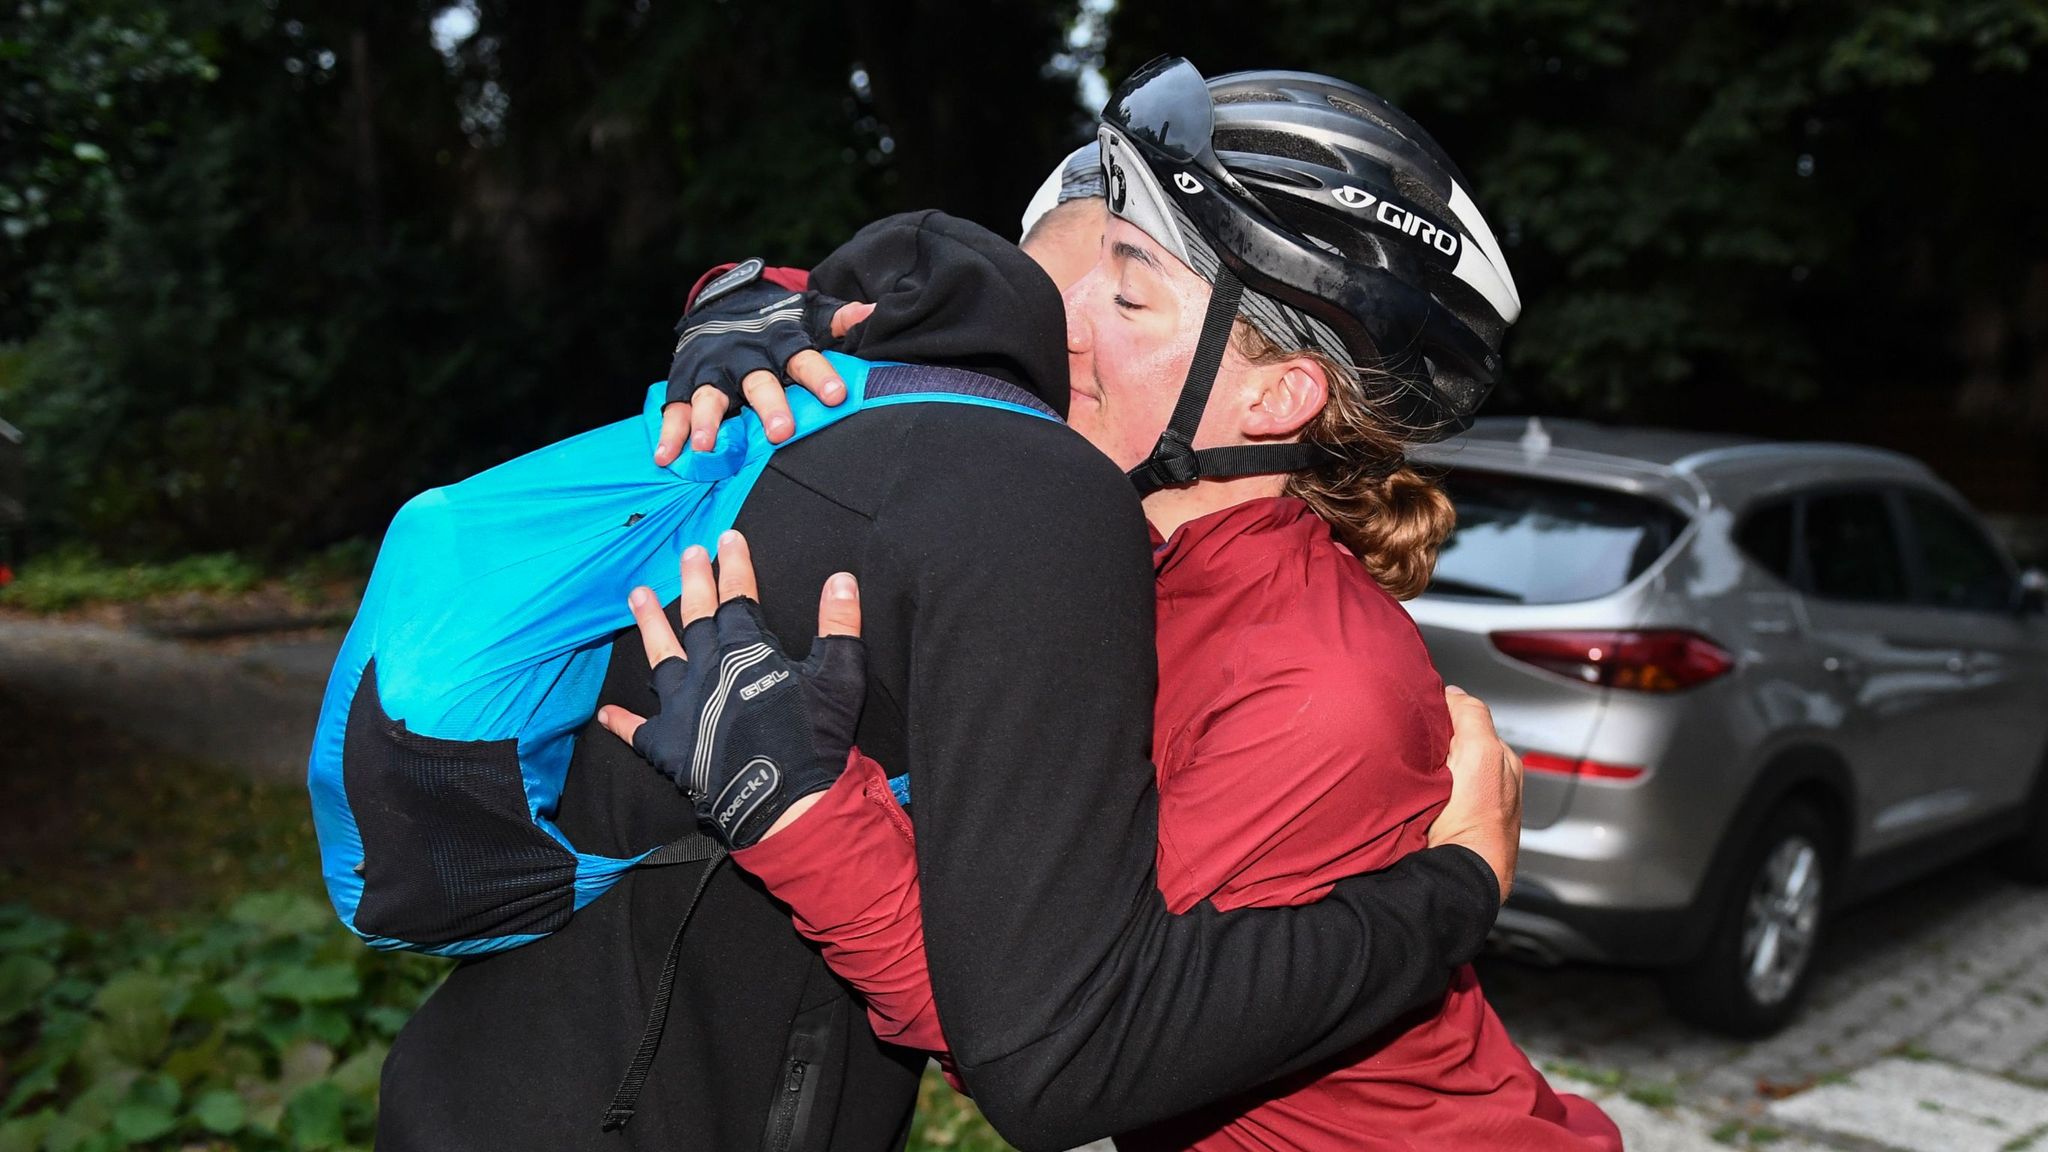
[1290,461,1455,601]
[1235,323,1456,601]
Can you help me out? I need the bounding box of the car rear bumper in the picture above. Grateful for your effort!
[1489,876,1706,967]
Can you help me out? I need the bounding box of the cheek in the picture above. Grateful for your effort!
[1086,336,1188,466]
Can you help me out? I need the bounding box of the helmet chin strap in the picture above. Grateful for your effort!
[1125,265,1337,496]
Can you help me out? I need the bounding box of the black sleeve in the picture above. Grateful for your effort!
[875,418,1500,1152]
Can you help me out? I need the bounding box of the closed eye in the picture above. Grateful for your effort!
[1113,294,1143,312]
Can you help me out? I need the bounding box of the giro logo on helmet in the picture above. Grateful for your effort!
[1330,185,1460,257]
[1374,200,1460,257]
[1174,172,1202,195]
[1107,157,1129,214]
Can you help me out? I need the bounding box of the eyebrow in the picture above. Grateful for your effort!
[1111,239,1162,272]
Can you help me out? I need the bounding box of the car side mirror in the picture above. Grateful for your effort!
[2020,568,2047,617]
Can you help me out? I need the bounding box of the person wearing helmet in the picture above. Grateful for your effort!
[613,59,1621,1150]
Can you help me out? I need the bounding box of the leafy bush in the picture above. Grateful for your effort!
[0,891,1017,1152]
[0,546,263,613]
[0,542,373,613]
[0,894,445,1152]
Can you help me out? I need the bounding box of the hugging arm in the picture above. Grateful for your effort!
[611,445,1502,1150]
[752,449,1497,1150]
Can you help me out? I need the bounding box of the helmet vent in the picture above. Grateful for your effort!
[1240,164,1322,189]
[1214,126,1345,170]
[1325,93,1404,136]
[1213,89,1287,105]
[1268,196,1390,271]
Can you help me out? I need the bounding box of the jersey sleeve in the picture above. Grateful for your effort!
[728,750,945,1054]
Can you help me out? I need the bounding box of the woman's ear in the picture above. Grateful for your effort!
[1240,356,1330,440]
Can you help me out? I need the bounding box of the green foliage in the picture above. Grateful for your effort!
[0,898,997,1152]
[0,545,261,612]
[1106,0,2048,432]
[0,897,445,1152]
[907,1064,1015,1152]
[7,0,2047,558]
[1,0,1081,561]
[0,1,216,339]
[0,540,368,613]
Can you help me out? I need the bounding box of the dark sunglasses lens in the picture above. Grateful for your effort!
[1105,56,1212,162]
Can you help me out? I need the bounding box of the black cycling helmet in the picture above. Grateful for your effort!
[1099,57,1521,493]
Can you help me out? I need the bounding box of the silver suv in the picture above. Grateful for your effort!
[1406,417,2048,1037]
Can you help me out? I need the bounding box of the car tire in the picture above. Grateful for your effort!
[1995,753,2048,884]
[1661,802,1833,1038]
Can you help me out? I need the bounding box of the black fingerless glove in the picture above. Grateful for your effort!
[630,596,864,849]
[666,258,847,411]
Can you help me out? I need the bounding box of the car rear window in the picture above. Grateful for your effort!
[1429,470,1689,604]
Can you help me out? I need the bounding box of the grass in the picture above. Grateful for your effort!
[1623,1080,1680,1110]
[909,1068,1016,1151]
[2000,1123,2048,1151]
[1711,1121,1786,1147]
[1541,1059,1627,1092]
[0,541,372,615]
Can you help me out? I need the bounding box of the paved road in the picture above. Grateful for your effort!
[0,615,341,781]
[8,615,2048,1150]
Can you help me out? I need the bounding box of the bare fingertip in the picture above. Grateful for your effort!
[827,573,858,599]
[683,545,708,561]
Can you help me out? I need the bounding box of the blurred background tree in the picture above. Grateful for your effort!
[0,0,1081,558]
[2,0,2045,561]
[1107,0,2048,509]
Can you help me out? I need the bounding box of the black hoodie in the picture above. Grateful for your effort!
[376,212,1498,1152]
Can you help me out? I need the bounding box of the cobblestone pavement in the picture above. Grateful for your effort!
[1482,857,2048,1151]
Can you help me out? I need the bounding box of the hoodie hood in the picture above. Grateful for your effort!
[810,210,1071,417]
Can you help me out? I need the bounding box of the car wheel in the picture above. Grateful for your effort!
[1661,802,1832,1038]
[1995,754,2048,883]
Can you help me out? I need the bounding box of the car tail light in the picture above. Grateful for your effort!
[1490,629,1733,692]
[1521,750,1645,781]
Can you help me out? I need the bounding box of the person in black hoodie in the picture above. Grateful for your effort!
[373,211,1517,1152]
